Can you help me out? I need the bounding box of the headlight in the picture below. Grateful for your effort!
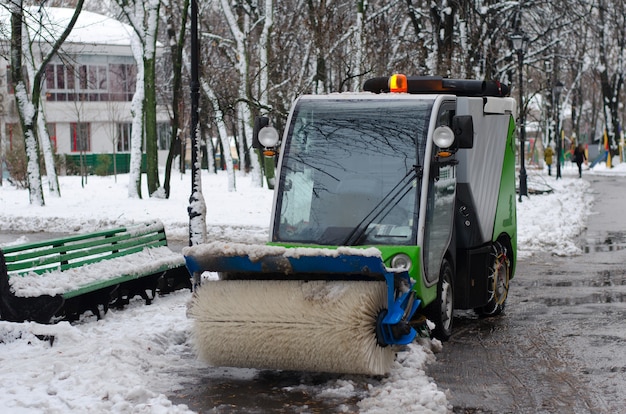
[433,125,455,149]
[390,253,412,271]
[258,126,280,148]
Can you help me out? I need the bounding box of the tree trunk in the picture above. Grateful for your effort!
[201,80,236,191]
[128,37,144,199]
[36,107,60,196]
[117,0,162,198]
[144,55,160,196]
[11,4,43,205]
[163,0,189,198]
[219,0,261,186]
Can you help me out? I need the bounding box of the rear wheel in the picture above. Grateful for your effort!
[476,241,510,317]
[424,258,454,341]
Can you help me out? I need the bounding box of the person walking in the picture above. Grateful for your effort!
[573,144,587,178]
[544,145,554,176]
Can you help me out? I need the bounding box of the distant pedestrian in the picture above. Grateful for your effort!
[573,144,587,178]
[544,145,554,176]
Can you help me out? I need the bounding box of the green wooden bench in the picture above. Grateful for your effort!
[0,220,189,323]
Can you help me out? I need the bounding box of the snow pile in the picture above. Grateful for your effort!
[518,171,593,258]
[0,291,195,413]
[357,339,450,413]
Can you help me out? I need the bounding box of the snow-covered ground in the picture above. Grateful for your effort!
[0,160,622,413]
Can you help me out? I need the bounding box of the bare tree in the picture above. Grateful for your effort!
[595,0,625,149]
[104,98,127,182]
[9,0,85,205]
[161,0,189,198]
[114,0,162,198]
[218,0,262,186]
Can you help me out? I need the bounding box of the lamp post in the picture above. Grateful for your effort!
[553,80,564,179]
[188,0,207,290]
[511,31,528,201]
[188,0,207,239]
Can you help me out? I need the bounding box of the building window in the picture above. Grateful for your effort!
[45,63,135,102]
[109,64,136,101]
[117,123,132,152]
[71,123,91,152]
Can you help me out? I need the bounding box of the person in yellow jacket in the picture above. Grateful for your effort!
[544,145,554,176]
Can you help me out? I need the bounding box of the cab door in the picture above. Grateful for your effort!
[422,103,457,283]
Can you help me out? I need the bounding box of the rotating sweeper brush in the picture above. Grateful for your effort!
[184,242,421,375]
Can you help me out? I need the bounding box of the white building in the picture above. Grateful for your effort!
[0,7,170,174]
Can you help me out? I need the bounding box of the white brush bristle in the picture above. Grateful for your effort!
[189,280,397,375]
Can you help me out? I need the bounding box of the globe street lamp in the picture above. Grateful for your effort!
[511,31,529,201]
[553,80,564,179]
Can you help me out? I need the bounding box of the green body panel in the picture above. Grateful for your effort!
[491,116,518,278]
[375,245,435,307]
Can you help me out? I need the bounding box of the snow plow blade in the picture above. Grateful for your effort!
[185,244,392,277]
[183,242,420,375]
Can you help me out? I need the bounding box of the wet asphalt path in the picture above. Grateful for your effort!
[428,173,626,413]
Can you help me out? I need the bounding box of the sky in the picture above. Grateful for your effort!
[0,160,622,413]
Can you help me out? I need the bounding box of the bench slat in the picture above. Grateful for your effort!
[6,234,167,273]
[3,228,166,264]
[1,227,125,254]
[11,240,168,275]
[58,240,167,272]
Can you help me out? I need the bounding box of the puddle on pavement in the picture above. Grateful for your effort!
[580,231,626,253]
[536,269,626,305]
[171,370,363,413]
[531,269,626,288]
[542,291,626,306]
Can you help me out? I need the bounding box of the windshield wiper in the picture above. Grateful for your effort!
[342,165,422,246]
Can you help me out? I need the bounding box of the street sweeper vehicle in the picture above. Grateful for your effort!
[183,74,517,376]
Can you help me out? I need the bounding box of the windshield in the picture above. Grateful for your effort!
[272,98,433,246]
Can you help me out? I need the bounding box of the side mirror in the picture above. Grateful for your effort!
[252,116,270,149]
[452,115,474,149]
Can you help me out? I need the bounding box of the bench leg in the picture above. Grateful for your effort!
[112,273,162,309]
[158,266,192,295]
[1,251,64,323]
[62,286,117,322]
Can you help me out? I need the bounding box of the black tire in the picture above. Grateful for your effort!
[475,241,511,317]
[424,258,454,341]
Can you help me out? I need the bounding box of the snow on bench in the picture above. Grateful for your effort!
[9,246,185,298]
